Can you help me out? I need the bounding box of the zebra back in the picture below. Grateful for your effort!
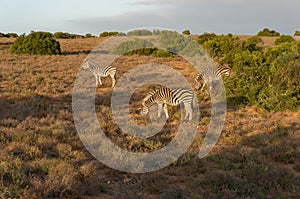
[83,59,116,77]
[143,87,194,108]
[196,66,231,83]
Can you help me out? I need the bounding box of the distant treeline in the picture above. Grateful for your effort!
[0,32,18,38]
[2,28,300,39]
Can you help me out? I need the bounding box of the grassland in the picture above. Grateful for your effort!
[0,37,299,198]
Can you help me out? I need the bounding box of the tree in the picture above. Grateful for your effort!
[85,33,95,38]
[257,28,280,37]
[294,31,300,36]
[275,35,295,45]
[182,30,191,35]
[99,31,120,37]
[197,33,217,44]
[127,29,152,36]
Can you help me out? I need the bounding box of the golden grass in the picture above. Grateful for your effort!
[0,37,299,198]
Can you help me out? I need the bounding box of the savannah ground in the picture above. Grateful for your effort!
[0,37,299,198]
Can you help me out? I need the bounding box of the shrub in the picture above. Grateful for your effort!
[10,31,61,55]
[245,36,263,52]
[53,32,83,39]
[85,33,95,38]
[226,42,300,110]
[112,39,155,55]
[152,49,173,58]
[197,33,217,44]
[99,31,120,37]
[257,28,280,37]
[0,32,18,38]
[275,35,295,45]
[6,33,18,38]
[294,31,300,36]
[182,30,191,35]
[127,29,152,36]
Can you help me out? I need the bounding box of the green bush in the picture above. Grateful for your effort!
[99,31,120,37]
[257,28,280,37]
[197,33,217,44]
[53,32,83,39]
[152,49,173,57]
[182,30,191,35]
[226,42,300,110]
[85,33,95,38]
[0,32,18,38]
[159,30,204,56]
[244,36,263,52]
[112,39,155,55]
[197,33,299,111]
[10,31,61,55]
[294,31,300,36]
[127,29,152,36]
[275,35,295,45]
[113,37,174,57]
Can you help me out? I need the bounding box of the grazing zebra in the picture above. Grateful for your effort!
[141,87,194,121]
[195,66,231,92]
[81,59,116,88]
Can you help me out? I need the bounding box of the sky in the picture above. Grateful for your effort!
[0,0,299,35]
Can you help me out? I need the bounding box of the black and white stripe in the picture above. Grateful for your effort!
[195,66,231,92]
[82,59,116,88]
[141,87,194,121]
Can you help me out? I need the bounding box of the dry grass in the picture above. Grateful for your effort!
[0,37,299,198]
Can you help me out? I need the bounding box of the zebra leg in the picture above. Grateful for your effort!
[95,75,99,87]
[184,103,193,121]
[163,104,169,119]
[98,76,102,86]
[110,74,116,88]
[157,103,163,118]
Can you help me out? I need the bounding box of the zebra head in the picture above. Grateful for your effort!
[141,89,157,116]
[81,59,90,70]
[141,100,149,115]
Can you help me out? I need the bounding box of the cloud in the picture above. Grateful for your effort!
[134,0,245,5]
[68,0,300,35]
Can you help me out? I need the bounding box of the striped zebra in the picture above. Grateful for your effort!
[195,66,231,92]
[141,87,194,121]
[81,59,116,88]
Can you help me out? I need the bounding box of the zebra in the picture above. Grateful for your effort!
[81,59,116,88]
[195,66,231,92]
[141,87,194,121]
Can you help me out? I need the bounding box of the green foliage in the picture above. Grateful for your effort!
[226,42,300,111]
[244,36,263,52]
[53,32,83,39]
[10,31,61,55]
[112,38,173,57]
[294,31,300,36]
[99,31,120,37]
[152,29,161,35]
[201,35,244,65]
[275,35,295,45]
[0,32,18,38]
[127,29,152,36]
[85,33,95,38]
[182,30,191,35]
[160,30,204,56]
[197,33,217,44]
[152,49,173,58]
[112,39,155,55]
[197,33,299,110]
[257,28,280,37]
